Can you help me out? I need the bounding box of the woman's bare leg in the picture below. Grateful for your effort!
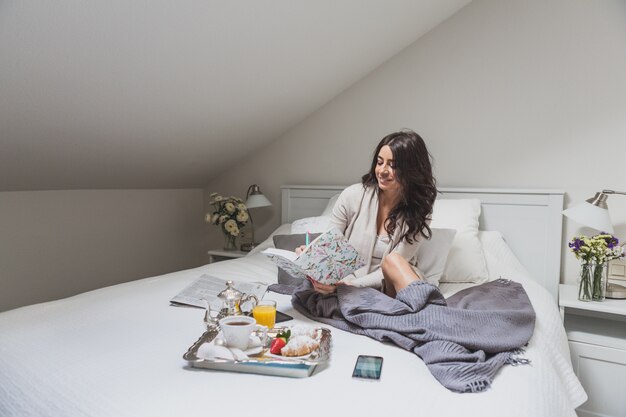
[381,253,423,297]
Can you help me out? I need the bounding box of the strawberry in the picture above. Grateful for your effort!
[270,337,286,355]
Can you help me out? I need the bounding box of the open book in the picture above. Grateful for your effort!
[262,228,366,285]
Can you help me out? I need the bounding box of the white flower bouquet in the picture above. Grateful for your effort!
[206,192,249,249]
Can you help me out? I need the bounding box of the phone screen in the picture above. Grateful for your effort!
[275,310,293,324]
[352,355,383,380]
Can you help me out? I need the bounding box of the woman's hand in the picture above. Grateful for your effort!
[307,277,337,294]
[295,245,307,255]
[307,277,352,294]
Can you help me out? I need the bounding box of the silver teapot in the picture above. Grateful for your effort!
[204,280,258,327]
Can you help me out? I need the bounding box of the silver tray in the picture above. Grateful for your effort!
[183,326,332,378]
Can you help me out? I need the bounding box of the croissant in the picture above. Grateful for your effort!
[281,335,320,357]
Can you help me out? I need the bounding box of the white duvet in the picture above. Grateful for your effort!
[0,232,586,417]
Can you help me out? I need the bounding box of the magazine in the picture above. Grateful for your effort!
[170,274,268,308]
[262,228,366,285]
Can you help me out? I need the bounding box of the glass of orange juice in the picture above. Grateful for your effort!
[252,300,277,329]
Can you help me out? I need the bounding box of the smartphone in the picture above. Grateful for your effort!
[352,355,383,380]
[275,310,294,324]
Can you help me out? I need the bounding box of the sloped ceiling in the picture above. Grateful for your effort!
[0,0,470,191]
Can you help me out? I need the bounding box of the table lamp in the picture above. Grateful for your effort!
[562,189,626,299]
[240,184,272,252]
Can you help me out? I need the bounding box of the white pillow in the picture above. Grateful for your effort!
[321,194,341,217]
[291,216,332,234]
[429,198,489,283]
[478,230,530,281]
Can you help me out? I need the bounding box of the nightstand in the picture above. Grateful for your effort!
[207,249,247,263]
[559,284,626,417]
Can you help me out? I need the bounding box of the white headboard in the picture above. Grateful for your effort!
[281,185,564,301]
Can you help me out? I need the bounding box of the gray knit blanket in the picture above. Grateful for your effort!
[288,279,535,393]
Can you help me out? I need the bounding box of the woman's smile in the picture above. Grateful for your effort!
[375,145,399,192]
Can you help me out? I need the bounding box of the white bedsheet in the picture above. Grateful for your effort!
[0,232,586,417]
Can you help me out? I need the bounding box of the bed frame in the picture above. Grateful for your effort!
[281,185,564,301]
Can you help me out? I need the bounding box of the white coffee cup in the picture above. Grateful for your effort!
[219,316,265,350]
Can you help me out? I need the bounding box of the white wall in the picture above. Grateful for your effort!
[205,0,626,284]
[0,189,207,312]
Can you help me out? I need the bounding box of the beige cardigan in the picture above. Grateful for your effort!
[329,183,426,288]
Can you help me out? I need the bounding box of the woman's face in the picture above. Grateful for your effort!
[375,145,401,194]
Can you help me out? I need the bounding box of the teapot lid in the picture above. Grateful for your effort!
[217,280,243,302]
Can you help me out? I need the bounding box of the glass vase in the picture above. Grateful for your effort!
[591,261,608,301]
[223,234,237,251]
[578,262,608,302]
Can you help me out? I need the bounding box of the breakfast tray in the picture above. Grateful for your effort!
[183,326,332,378]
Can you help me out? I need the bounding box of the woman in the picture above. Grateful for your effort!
[303,130,437,297]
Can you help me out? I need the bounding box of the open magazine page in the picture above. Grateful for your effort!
[170,274,268,308]
[262,228,365,285]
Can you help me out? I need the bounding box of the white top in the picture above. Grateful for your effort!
[370,234,390,272]
[328,183,426,288]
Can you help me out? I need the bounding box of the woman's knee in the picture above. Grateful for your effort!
[382,253,420,285]
[381,252,406,275]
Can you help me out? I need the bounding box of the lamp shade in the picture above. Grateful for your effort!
[246,193,271,209]
[245,184,272,209]
[562,201,613,233]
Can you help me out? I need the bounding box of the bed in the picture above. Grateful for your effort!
[0,185,586,417]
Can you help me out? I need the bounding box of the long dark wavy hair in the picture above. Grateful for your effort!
[361,130,437,244]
